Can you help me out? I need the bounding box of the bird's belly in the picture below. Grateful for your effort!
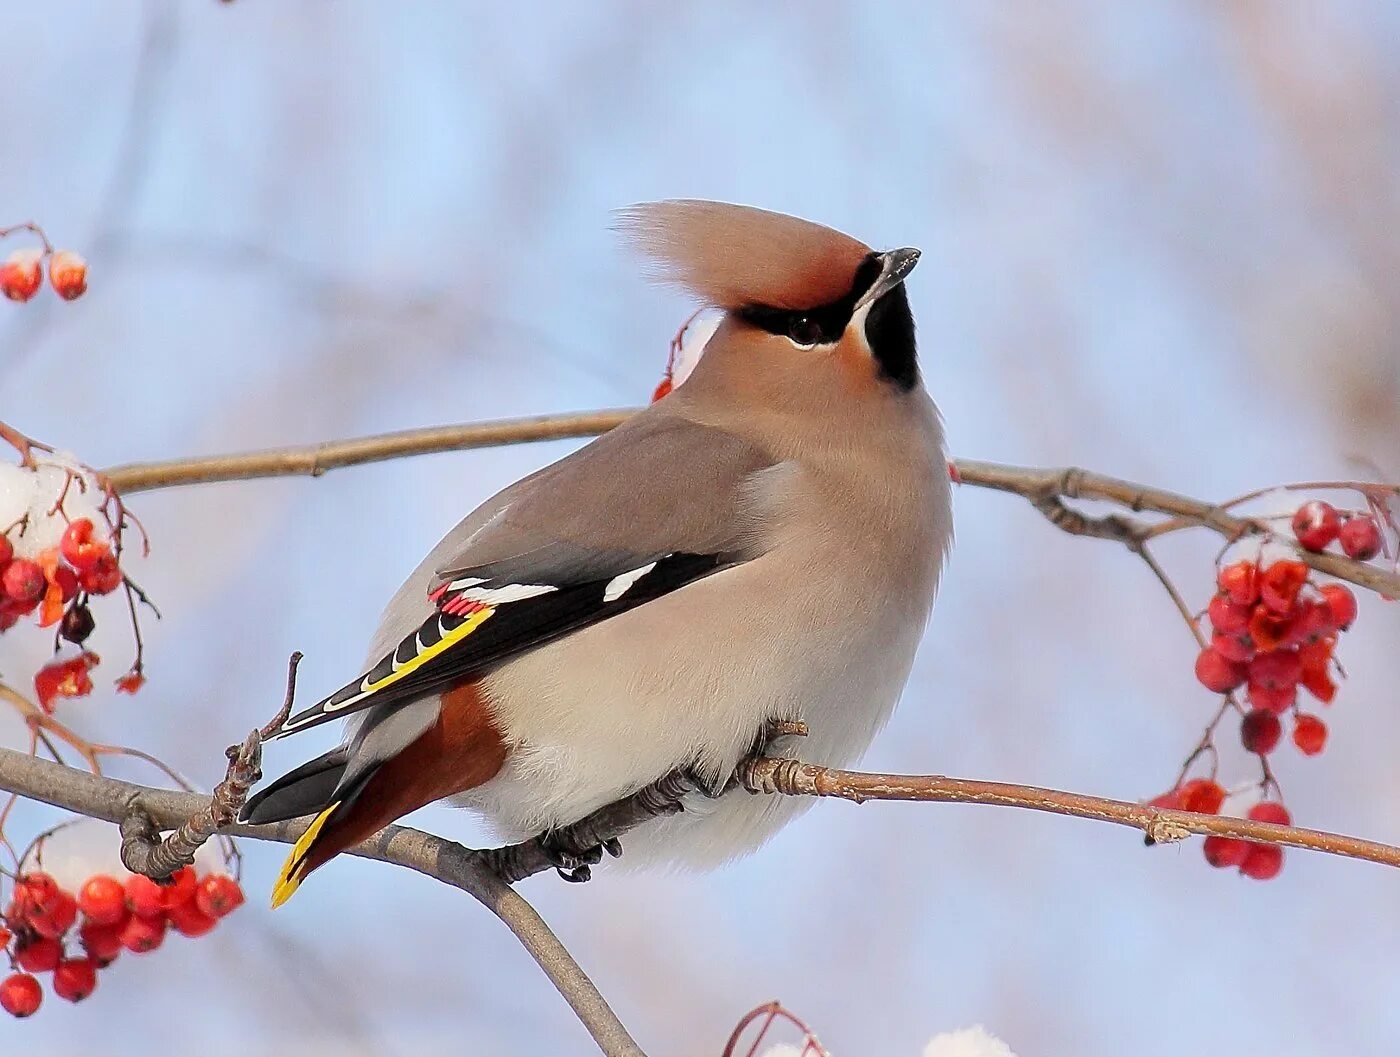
[454,548,934,866]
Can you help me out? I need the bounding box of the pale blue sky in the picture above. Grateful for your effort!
[3,3,1399,1055]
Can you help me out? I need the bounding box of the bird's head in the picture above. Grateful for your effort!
[618,200,922,397]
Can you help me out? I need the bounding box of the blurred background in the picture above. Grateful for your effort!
[2,2,1399,1054]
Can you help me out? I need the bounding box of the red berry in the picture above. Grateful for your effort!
[47,250,87,301]
[160,866,198,910]
[1292,500,1341,551]
[1240,843,1284,880]
[1247,681,1296,714]
[1338,516,1382,561]
[14,935,62,973]
[0,249,43,303]
[1207,593,1251,634]
[16,872,60,911]
[167,900,217,938]
[1240,709,1283,754]
[1248,801,1292,826]
[124,874,165,919]
[1293,713,1328,756]
[1248,649,1302,691]
[77,875,127,926]
[1147,788,1186,811]
[78,920,124,965]
[27,891,77,939]
[1300,663,1337,704]
[0,533,12,566]
[1217,561,1260,605]
[118,912,166,954]
[1,558,45,605]
[33,655,96,713]
[1202,835,1249,868]
[77,553,122,595]
[1260,560,1309,615]
[1319,582,1358,629]
[115,670,146,695]
[50,563,78,603]
[1194,647,1246,692]
[51,957,97,1002]
[1211,630,1255,664]
[1180,778,1226,815]
[195,874,245,919]
[59,518,109,574]
[1281,600,1332,648]
[0,973,42,1018]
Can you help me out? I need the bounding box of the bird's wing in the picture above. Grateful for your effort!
[274,412,774,737]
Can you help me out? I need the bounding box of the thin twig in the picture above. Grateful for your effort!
[118,653,300,879]
[102,410,638,492]
[732,758,1400,867]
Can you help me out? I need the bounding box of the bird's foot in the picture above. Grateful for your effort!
[537,830,624,883]
[733,718,808,795]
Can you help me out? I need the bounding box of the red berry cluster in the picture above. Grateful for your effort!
[1148,782,1291,880]
[0,248,86,303]
[1292,500,1384,561]
[1202,801,1291,880]
[1158,496,1387,881]
[1,868,244,1016]
[1194,555,1352,758]
[1,518,141,709]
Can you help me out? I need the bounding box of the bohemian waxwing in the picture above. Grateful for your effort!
[243,200,954,905]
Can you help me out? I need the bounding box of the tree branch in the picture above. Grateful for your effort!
[733,757,1400,868]
[0,747,647,1057]
[100,411,1400,599]
[4,733,1399,1054]
[102,410,636,492]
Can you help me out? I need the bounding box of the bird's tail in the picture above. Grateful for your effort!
[244,683,508,908]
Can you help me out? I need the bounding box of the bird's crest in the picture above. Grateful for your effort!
[616,200,871,311]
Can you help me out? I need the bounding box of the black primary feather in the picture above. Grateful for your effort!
[274,551,737,738]
[241,748,348,824]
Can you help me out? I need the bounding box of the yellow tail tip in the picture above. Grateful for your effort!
[270,800,340,909]
[270,867,304,909]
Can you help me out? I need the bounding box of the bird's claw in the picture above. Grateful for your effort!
[537,830,622,883]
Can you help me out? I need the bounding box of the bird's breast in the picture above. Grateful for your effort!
[463,441,952,851]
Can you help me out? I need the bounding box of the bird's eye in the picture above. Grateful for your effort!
[787,317,823,348]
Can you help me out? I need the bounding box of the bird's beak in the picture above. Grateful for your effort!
[854,247,920,312]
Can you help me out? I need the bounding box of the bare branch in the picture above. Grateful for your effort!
[102,410,637,492]
[733,757,1400,868]
[958,459,1400,598]
[99,412,1400,598]
[5,726,1400,1052]
[0,747,647,1057]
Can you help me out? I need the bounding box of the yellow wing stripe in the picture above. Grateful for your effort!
[272,800,341,908]
[365,607,495,694]
[338,607,496,712]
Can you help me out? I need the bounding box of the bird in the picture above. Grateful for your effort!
[241,200,954,905]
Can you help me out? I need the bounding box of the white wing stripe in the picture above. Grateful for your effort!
[462,583,558,604]
[603,562,658,602]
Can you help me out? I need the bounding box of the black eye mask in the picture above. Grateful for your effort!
[736,253,917,390]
